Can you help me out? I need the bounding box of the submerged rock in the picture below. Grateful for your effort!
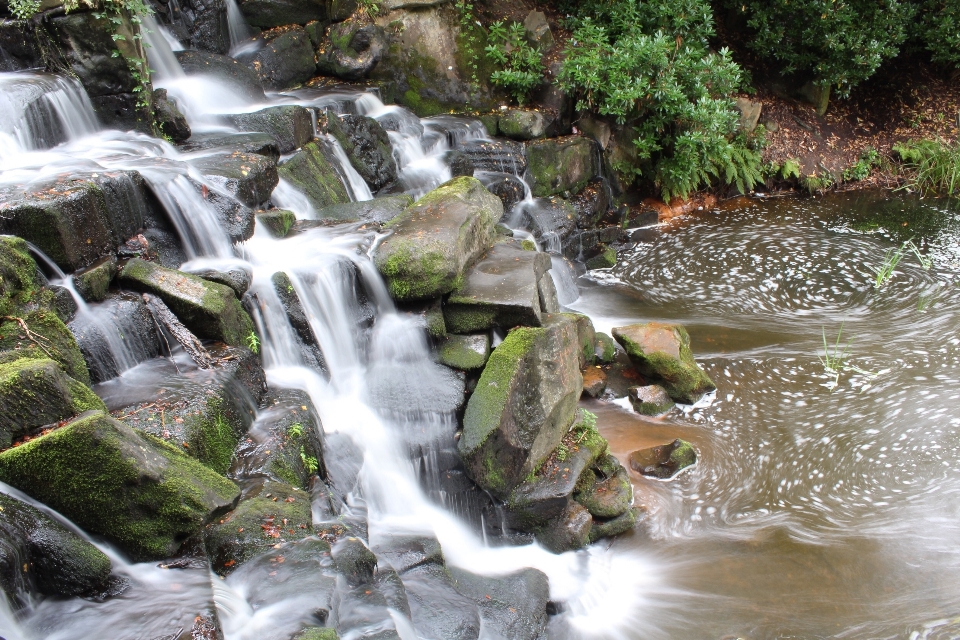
[223,105,315,155]
[278,140,351,212]
[325,113,398,190]
[315,194,413,224]
[456,139,527,174]
[316,17,386,81]
[374,176,502,301]
[437,333,490,371]
[238,26,317,90]
[628,384,675,416]
[179,132,281,161]
[629,439,697,479]
[612,322,715,404]
[0,410,240,560]
[525,136,597,198]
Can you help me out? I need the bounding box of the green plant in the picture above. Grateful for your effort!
[777,159,802,180]
[871,244,906,288]
[300,446,319,475]
[894,138,960,196]
[8,0,41,19]
[357,0,380,16]
[843,148,881,182]
[455,0,482,88]
[904,239,933,269]
[914,0,960,69]
[245,331,261,354]
[288,422,304,438]
[800,172,836,194]
[485,21,544,105]
[917,282,943,311]
[555,442,570,462]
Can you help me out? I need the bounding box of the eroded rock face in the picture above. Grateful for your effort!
[612,322,715,404]
[316,17,386,80]
[629,438,696,479]
[325,113,397,190]
[278,140,351,211]
[0,410,240,560]
[525,136,597,198]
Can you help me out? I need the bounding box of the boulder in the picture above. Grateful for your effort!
[628,439,696,479]
[187,266,253,298]
[536,501,591,553]
[569,179,610,228]
[324,113,398,190]
[374,176,502,301]
[315,194,413,224]
[574,454,632,518]
[628,384,674,416]
[0,236,42,316]
[72,255,117,302]
[538,273,559,314]
[152,88,191,143]
[0,310,90,384]
[581,367,606,398]
[735,96,762,133]
[612,322,715,404]
[179,132,281,162]
[204,480,314,575]
[525,136,597,198]
[585,246,616,269]
[517,197,578,249]
[457,139,526,174]
[445,150,475,178]
[192,151,279,211]
[594,332,617,364]
[437,333,490,371]
[278,140,351,212]
[522,10,554,50]
[589,507,639,543]
[175,50,267,102]
[443,241,552,333]
[476,173,525,212]
[0,357,105,449]
[0,410,240,560]
[448,566,549,640]
[239,0,328,29]
[458,315,582,499]
[158,0,230,54]
[402,562,482,640]
[257,209,297,237]
[118,258,255,347]
[223,105,314,155]
[562,312,596,369]
[238,26,317,90]
[316,18,386,81]
[498,108,550,141]
[331,536,377,585]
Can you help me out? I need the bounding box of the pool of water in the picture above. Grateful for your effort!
[569,191,960,639]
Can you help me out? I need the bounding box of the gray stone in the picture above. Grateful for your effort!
[256,209,297,237]
[237,26,317,90]
[477,172,525,212]
[223,105,314,155]
[574,454,632,518]
[187,266,253,298]
[526,136,597,198]
[325,113,398,190]
[332,537,378,586]
[192,151,279,210]
[735,97,762,133]
[594,332,617,364]
[522,10,554,50]
[538,273,560,314]
[448,566,549,640]
[437,333,490,371]
[152,88,191,142]
[457,139,526,174]
[536,501,591,553]
[316,18,387,81]
[498,108,550,141]
[278,141,351,212]
[176,50,267,103]
[178,132,281,162]
[628,384,675,416]
[72,255,117,302]
[315,194,413,224]
[628,439,697,479]
[239,0,328,29]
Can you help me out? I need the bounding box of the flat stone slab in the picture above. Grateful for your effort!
[437,333,490,371]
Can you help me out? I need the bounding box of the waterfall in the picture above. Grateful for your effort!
[323,134,374,202]
[225,0,253,53]
[140,14,186,83]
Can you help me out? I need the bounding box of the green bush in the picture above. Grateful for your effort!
[914,0,960,68]
[894,138,960,196]
[484,21,544,105]
[558,0,762,201]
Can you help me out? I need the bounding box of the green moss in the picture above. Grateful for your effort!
[615,324,715,403]
[257,210,296,238]
[588,507,638,543]
[669,440,697,469]
[293,629,339,640]
[186,398,239,475]
[0,310,90,384]
[438,334,489,371]
[443,304,498,334]
[0,236,43,316]
[585,246,617,270]
[594,332,617,364]
[520,239,536,251]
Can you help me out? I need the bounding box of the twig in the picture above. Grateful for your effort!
[1,315,58,361]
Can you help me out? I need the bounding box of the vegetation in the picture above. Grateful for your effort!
[914,0,960,69]
[245,331,261,354]
[485,21,544,105]
[894,139,960,196]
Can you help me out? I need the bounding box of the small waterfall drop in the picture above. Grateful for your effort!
[140,14,186,82]
[225,0,253,53]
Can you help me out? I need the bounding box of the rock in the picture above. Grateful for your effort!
[628,439,696,479]
[315,194,413,224]
[402,562,482,640]
[332,536,377,585]
[293,628,339,640]
[443,241,552,333]
[175,50,267,103]
[316,17,386,81]
[585,245,617,269]
[399,298,446,339]
[437,333,490,371]
[458,315,582,499]
[157,0,230,55]
[374,176,502,301]
[257,209,297,237]
[536,501,592,553]
[224,105,315,155]
[612,322,715,404]
[152,88,191,143]
[0,310,90,384]
[118,258,255,347]
[498,108,550,141]
[179,132,281,162]
[0,410,240,560]
[324,113,398,190]
[594,332,617,364]
[568,179,610,228]
[188,266,253,298]
[237,25,317,90]
[628,384,675,416]
[735,96,762,133]
[192,151,279,211]
[588,506,639,543]
[118,344,265,473]
[563,312,596,369]
[0,357,104,450]
[371,533,442,574]
[72,255,117,302]
[525,136,597,198]
[517,197,578,249]
[448,566,549,640]
[238,0,328,28]
[522,10,554,51]
[204,480,314,575]
[477,173,525,212]
[574,454,632,518]
[581,367,606,398]
[0,236,42,316]
[538,272,560,314]
[278,140,351,212]
[0,492,114,606]
[602,361,645,399]
[478,113,499,136]
[457,139,526,174]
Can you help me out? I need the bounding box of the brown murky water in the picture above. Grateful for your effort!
[571,192,960,639]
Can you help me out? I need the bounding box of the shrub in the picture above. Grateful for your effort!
[484,20,544,105]
[914,0,960,69]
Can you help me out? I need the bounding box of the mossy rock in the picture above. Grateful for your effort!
[278,141,351,212]
[325,113,397,191]
[628,439,696,480]
[560,312,596,369]
[437,333,490,371]
[191,151,280,211]
[254,388,325,491]
[573,454,632,519]
[536,501,592,553]
[72,255,117,303]
[0,410,240,560]
[204,481,315,575]
[315,195,414,225]
[293,628,339,640]
[374,177,502,302]
[525,136,597,198]
[119,259,254,347]
[0,310,90,385]
[256,209,297,238]
[628,384,675,416]
[585,246,617,270]
[0,235,43,316]
[594,332,617,364]
[588,506,639,543]
[498,108,549,141]
[612,322,715,404]
[224,105,313,155]
[0,357,105,450]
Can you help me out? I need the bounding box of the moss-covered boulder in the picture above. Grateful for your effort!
[238,25,317,90]
[316,17,386,81]
[443,240,552,333]
[72,255,117,303]
[628,384,675,416]
[437,333,490,371]
[0,310,91,384]
[588,506,639,543]
[0,357,105,449]
[0,410,240,560]
[325,113,397,191]
[118,259,254,347]
[204,480,314,575]
[0,236,43,316]
[594,332,617,364]
[585,245,617,270]
[278,140,351,212]
[612,322,715,404]
[315,194,413,224]
[374,177,502,301]
[192,151,279,211]
[458,315,582,500]
[574,453,632,518]
[153,87,191,142]
[224,105,314,155]
[628,439,696,479]
[536,501,592,553]
[525,136,597,198]
[256,209,297,238]
[498,108,549,141]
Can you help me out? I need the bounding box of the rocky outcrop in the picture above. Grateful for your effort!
[316,17,386,80]
[325,113,398,190]
[447,566,549,640]
[152,88,191,142]
[374,176,502,301]
[179,132,281,161]
[223,105,314,155]
[525,136,597,198]
[457,139,526,174]
[0,410,241,560]
[277,140,351,211]
[612,322,715,404]
[153,0,229,54]
[237,25,317,90]
[72,255,117,303]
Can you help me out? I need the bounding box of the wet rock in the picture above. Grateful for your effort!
[293,628,339,640]
[237,25,317,90]
[538,272,560,314]
[517,197,578,249]
[0,357,105,449]
[0,310,90,384]
[223,104,314,155]
[119,258,255,347]
[402,563,482,640]
[72,255,117,302]
[612,322,715,404]
[179,132,281,162]
[374,176,502,301]
[582,367,606,398]
[563,312,596,369]
[443,240,552,333]
[437,333,490,371]
[140,228,188,269]
[316,17,386,81]
[568,179,610,229]
[498,108,550,141]
[193,151,279,211]
[333,566,408,639]
[152,88,191,143]
[448,566,549,640]
[477,172,525,213]
[399,298,446,339]
[585,245,617,270]
[456,139,526,174]
[574,454,632,518]
[271,271,313,346]
[536,501,592,553]
[602,360,646,399]
[0,492,114,607]
[445,150,475,178]
[628,384,675,416]
[628,439,697,479]
[458,314,583,499]
[325,113,398,190]
[239,0,328,29]
[278,140,351,211]
[525,136,597,198]
[0,410,240,560]
[371,533,442,574]
[594,332,617,364]
[0,235,43,316]
[588,506,639,543]
[332,536,377,585]
[316,194,413,224]
[204,480,314,575]
[176,50,267,102]
[256,209,297,237]
[188,265,253,298]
